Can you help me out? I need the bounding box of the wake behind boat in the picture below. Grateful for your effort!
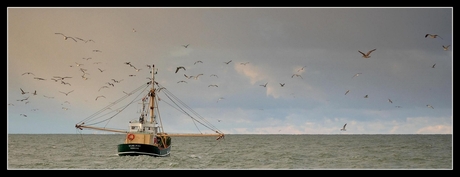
[75,64,224,157]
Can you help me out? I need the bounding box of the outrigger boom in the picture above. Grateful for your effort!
[75,124,224,139]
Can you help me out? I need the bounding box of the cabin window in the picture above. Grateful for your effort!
[131,126,137,130]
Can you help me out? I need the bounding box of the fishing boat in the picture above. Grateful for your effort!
[75,64,224,157]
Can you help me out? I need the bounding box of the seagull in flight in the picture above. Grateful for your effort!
[194,74,204,80]
[432,64,436,68]
[352,73,362,78]
[359,49,376,58]
[297,65,306,72]
[22,72,34,76]
[442,45,450,51]
[425,34,443,39]
[175,66,186,73]
[95,95,106,101]
[340,123,347,131]
[426,104,434,109]
[345,90,350,95]
[291,74,303,79]
[20,88,28,95]
[59,90,74,96]
[55,33,77,42]
[260,82,268,87]
[224,60,232,65]
[388,99,393,104]
[182,44,189,48]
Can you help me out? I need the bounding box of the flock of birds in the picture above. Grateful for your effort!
[9,29,450,132]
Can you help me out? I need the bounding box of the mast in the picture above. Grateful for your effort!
[150,64,156,131]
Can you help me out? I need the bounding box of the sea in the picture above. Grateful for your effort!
[7,134,452,170]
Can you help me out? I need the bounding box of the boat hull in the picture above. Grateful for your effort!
[117,143,171,157]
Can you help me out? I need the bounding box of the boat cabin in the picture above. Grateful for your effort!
[129,120,157,133]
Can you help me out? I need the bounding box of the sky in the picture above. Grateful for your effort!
[7,7,453,134]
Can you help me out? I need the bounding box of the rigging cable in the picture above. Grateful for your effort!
[156,83,222,133]
[77,81,151,126]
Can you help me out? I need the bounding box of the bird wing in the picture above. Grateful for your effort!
[68,37,77,42]
[358,50,366,56]
[55,33,66,37]
[366,49,376,55]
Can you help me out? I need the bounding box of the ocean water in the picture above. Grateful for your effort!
[7,134,452,170]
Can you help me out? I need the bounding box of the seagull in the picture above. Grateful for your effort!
[55,33,77,42]
[217,97,225,103]
[442,45,450,51]
[61,81,71,86]
[59,90,74,96]
[352,73,362,78]
[210,74,219,78]
[95,95,106,101]
[33,77,46,80]
[175,66,186,73]
[20,88,28,95]
[340,123,347,131]
[194,74,204,80]
[111,79,123,83]
[184,74,194,79]
[99,86,109,91]
[240,62,250,65]
[388,99,393,103]
[425,34,443,39]
[177,80,187,84]
[297,65,307,72]
[279,83,285,87]
[17,97,29,102]
[345,90,350,95]
[260,82,268,87]
[76,37,95,43]
[43,95,54,99]
[208,84,218,87]
[359,49,376,58]
[53,76,72,80]
[291,74,303,79]
[194,60,203,65]
[364,95,368,98]
[22,72,34,76]
[432,64,436,68]
[224,60,232,65]
[182,44,189,48]
[426,104,434,109]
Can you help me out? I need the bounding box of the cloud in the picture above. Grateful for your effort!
[416,125,452,134]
